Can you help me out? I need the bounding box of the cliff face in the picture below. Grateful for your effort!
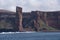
[22,11,60,31]
[0,8,60,32]
[0,10,17,32]
[41,11,60,29]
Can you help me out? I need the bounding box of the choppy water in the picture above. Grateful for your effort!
[0,32,60,40]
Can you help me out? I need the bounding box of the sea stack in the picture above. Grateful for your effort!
[16,6,23,32]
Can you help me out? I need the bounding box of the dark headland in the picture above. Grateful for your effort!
[0,6,60,32]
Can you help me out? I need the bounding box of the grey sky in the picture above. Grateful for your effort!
[17,0,60,12]
[0,0,16,12]
[0,0,60,12]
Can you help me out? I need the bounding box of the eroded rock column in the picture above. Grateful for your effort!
[16,6,23,32]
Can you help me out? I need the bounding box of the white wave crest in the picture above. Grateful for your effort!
[0,31,36,34]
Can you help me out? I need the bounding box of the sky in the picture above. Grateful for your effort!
[0,0,16,12]
[0,0,60,12]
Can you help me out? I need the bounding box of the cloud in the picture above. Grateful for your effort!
[17,0,60,12]
[40,0,59,11]
[0,0,16,12]
[8,6,16,12]
[0,0,60,12]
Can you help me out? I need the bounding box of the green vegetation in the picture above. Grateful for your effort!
[0,20,13,29]
[39,19,57,31]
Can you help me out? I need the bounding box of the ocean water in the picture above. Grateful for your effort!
[0,32,60,40]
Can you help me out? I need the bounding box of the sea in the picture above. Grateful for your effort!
[0,32,60,40]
